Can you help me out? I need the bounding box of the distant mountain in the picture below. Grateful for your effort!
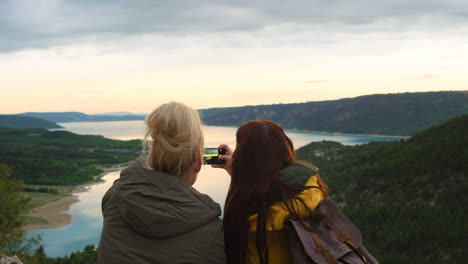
[18,112,146,123]
[0,115,62,129]
[95,111,147,116]
[296,114,468,263]
[200,91,468,136]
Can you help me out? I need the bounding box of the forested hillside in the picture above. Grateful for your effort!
[200,91,468,136]
[0,128,141,185]
[0,115,61,129]
[18,112,145,123]
[296,114,468,263]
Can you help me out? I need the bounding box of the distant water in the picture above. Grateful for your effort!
[29,121,403,257]
[57,120,403,147]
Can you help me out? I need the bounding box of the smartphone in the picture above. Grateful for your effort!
[203,147,226,165]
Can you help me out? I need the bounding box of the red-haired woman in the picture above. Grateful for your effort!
[214,120,329,264]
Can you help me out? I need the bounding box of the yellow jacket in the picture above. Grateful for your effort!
[246,174,325,264]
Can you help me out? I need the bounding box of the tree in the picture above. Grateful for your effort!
[34,245,46,262]
[0,163,31,255]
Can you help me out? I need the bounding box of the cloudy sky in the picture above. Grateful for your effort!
[1,0,467,114]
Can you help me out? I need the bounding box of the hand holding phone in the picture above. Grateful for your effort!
[211,144,233,176]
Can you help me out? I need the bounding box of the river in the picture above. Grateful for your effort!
[29,120,402,257]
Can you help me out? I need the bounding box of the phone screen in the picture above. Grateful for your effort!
[203,148,225,165]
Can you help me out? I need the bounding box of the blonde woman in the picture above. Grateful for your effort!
[97,102,225,264]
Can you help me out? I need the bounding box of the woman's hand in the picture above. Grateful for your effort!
[211,144,233,176]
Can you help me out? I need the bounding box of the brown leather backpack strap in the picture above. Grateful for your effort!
[320,211,371,264]
[309,231,337,264]
[300,219,337,264]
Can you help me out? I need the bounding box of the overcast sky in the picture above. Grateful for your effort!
[1,0,467,114]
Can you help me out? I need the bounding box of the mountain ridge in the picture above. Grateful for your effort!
[7,91,468,136]
[18,112,146,123]
[200,91,468,136]
[0,115,62,129]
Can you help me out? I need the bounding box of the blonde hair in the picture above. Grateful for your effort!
[143,102,204,176]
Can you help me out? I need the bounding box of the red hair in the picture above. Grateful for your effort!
[223,120,327,264]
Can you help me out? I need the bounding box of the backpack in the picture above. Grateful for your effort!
[286,198,379,264]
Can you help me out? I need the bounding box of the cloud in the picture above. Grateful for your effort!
[1,0,468,52]
[404,74,443,80]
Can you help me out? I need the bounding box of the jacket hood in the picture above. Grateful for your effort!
[248,161,325,232]
[114,160,221,238]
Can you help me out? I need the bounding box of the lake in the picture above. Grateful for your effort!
[30,120,403,257]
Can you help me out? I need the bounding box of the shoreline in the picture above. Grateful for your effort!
[283,127,410,139]
[203,124,410,138]
[22,163,128,231]
[23,195,79,231]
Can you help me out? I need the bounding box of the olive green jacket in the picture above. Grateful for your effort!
[97,160,226,264]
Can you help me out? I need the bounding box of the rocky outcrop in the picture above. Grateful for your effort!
[0,255,23,264]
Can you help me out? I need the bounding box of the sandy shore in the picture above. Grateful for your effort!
[22,164,128,231]
[23,195,79,231]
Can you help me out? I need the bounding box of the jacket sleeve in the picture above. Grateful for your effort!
[199,220,226,263]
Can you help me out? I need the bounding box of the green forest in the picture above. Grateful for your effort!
[200,91,468,136]
[0,128,141,185]
[296,114,468,263]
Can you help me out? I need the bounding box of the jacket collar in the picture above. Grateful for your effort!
[248,161,324,232]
